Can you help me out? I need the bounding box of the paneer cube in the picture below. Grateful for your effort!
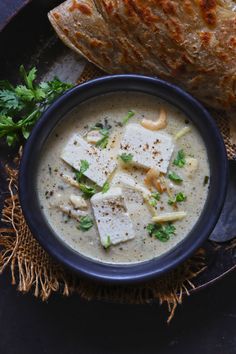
[61,134,117,187]
[119,124,174,173]
[91,187,135,246]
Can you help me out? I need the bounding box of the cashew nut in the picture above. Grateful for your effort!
[141,108,167,131]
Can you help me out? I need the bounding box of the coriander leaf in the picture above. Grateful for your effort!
[168,192,187,205]
[151,192,160,201]
[79,183,96,199]
[80,160,89,174]
[173,149,186,168]
[21,125,31,139]
[119,153,133,163]
[0,80,14,90]
[78,215,94,231]
[102,181,110,194]
[15,85,35,102]
[0,115,20,146]
[204,176,209,186]
[95,128,109,149]
[149,199,157,207]
[176,192,186,202]
[147,223,176,242]
[6,133,18,146]
[40,78,73,105]
[0,115,15,136]
[149,192,160,207]
[17,110,41,137]
[122,110,135,125]
[168,171,183,183]
[103,235,111,249]
[147,223,156,235]
[0,66,73,146]
[0,90,21,114]
[34,87,47,101]
[75,160,89,183]
[20,65,36,90]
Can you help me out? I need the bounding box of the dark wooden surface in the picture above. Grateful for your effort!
[0,269,236,354]
[0,2,236,353]
[0,0,30,31]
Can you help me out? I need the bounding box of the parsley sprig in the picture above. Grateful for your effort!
[173,149,186,168]
[74,160,110,198]
[119,153,133,163]
[95,128,110,149]
[168,171,183,183]
[74,160,97,199]
[79,184,97,199]
[168,192,187,206]
[0,65,73,146]
[74,160,89,183]
[103,235,111,249]
[147,223,176,242]
[122,110,135,125]
[90,121,111,149]
[102,181,110,194]
[78,215,94,231]
[149,192,160,207]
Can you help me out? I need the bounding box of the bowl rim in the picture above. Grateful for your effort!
[19,74,228,284]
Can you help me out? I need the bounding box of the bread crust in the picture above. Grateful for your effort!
[48,0,236,110]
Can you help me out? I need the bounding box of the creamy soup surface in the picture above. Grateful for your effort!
[37,92,210,264]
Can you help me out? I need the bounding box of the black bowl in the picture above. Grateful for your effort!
[19,75,228,284]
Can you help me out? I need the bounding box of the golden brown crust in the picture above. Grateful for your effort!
[48,0,236,110]
[199,0,217,26]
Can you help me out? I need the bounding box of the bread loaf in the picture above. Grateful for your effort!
[48,0,236,111]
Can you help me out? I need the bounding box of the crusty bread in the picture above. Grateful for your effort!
[48,0,236,111]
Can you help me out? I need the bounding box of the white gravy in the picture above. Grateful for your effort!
[37,92,210,264]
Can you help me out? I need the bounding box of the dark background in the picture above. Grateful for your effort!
[0,1,236,353]
[0,269,236,354]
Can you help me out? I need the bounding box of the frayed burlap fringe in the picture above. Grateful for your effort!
[76,249,205,323]
[0,164,76,301]
[0,163,207,322]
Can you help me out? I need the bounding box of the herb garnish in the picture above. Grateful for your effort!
[168,192,187,205]
[79,184,97,199]
[0,65,73,145]
[168,171,183,183]
[103,235,111,249]
[119,153,133,163]
[78,215,94,231]
[147,223,176,242]
[204,176,209,186]
[173,149,186,168]
[74,160,97,198]
[149,192,160,207]
[95,128,110,149]
[122,110,135,125]
[75,160,89,183]
[102,181,110,194]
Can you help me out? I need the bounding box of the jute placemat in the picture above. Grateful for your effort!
[0,63,235,322]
